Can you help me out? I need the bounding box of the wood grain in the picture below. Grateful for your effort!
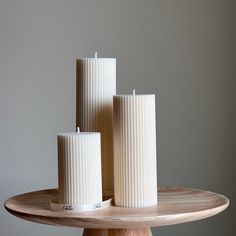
[4,187,229,229]
[82,228,152,236]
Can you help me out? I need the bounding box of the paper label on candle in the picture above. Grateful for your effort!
[50,198,112,212]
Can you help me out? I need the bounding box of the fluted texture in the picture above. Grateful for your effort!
[58,132,102,205]
[76,58,116,193]
[113,95,157,208]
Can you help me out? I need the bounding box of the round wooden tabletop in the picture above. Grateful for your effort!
[4,187,229,229]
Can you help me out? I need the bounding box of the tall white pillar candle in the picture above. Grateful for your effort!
[57,130,102,205]
[76,53,116,193]
[113,91,157,208]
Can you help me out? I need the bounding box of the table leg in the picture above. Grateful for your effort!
[83,228,152,236]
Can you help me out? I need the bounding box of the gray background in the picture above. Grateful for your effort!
[0,0,235,235]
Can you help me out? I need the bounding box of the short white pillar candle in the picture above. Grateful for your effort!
[113,90,157,208]
[57,129,102,205]
[76,52,116,193]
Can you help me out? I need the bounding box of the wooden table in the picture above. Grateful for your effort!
[4,187,229,236]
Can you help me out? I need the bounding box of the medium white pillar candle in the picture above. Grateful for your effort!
[113,91,157,208]
[57,129,102,205]
[76,53,116,193]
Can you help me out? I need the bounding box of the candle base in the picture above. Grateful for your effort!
[83,228,152,236]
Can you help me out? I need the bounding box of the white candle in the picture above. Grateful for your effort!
[113,91,157,208]
[57,129,102,205]
[76,53,116,193]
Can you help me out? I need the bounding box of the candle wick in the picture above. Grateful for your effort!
[132,89,136,96]
[95,52,98,58]
[77,127,80,133]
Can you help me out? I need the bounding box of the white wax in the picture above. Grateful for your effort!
[113,94,157,208]
[57,132,102,205]
[76,56,116,193]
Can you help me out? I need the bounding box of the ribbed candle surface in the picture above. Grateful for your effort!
[57,132,102,205]
[113,94,157,208]
[76,58,116,193]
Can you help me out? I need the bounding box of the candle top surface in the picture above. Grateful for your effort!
[114,94,155,97]
[58,132,100,136]
[77,52,116,60]
[76,58,116,61]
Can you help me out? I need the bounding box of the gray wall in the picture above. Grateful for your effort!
[0,0,235,235]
